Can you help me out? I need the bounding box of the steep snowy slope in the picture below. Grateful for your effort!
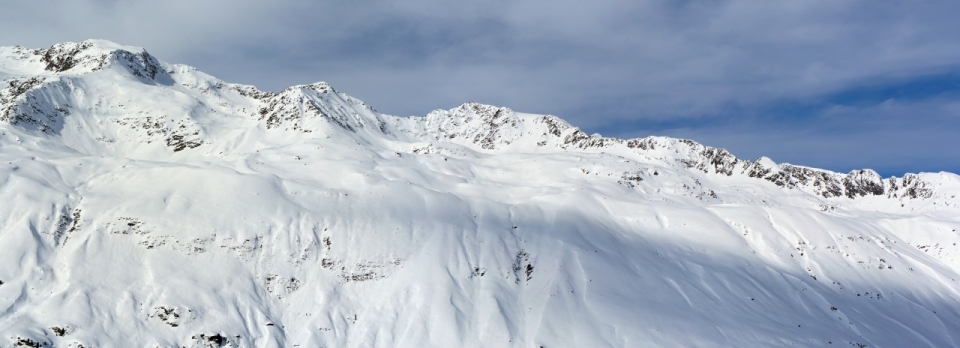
[1,40,959,347]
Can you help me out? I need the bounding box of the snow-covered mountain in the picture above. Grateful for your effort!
[1,40,959,347]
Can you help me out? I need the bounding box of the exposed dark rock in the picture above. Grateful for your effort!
[38,41,97,72]
[193,333,230,348]
[34,41,166,81]
[14,337,45,347]
[843,170,885,198]
[50,326,68,336]
[166,133,202,152]
[257,83,365,133]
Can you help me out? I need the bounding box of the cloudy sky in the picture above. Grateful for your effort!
[2,0,959,176]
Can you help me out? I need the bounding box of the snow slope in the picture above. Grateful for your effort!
[1,40,959,347]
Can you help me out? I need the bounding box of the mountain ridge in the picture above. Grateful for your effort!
[0,41,945,203]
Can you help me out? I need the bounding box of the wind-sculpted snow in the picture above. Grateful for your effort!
[1,41,960,347]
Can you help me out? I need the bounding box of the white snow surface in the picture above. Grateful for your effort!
[1,40,960,347]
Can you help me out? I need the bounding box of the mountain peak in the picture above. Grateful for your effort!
[58,39,146,55]
[1,40,162,79]
[281,81,335,94]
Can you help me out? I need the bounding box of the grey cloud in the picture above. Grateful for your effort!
[2,0,959,174]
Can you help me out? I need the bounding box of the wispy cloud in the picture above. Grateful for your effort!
[633,97,960,176]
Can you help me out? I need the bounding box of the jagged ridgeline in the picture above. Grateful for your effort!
[0,40,935,200]
[1,40,959,347]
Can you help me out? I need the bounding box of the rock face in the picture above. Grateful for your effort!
[1,41,960,347]
[36,40,165,79]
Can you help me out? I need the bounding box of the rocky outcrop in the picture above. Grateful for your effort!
[420,102,523,150]
[30,40,167,80]
[257,82,383,133]
[843,169,885,198]
[0,78,70,134]
[887,173,934,199]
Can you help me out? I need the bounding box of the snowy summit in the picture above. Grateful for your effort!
[1,40,960,347]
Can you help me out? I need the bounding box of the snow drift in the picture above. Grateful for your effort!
[1,40,959,347]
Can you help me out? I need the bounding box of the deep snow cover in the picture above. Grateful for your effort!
[1,40,959,347]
